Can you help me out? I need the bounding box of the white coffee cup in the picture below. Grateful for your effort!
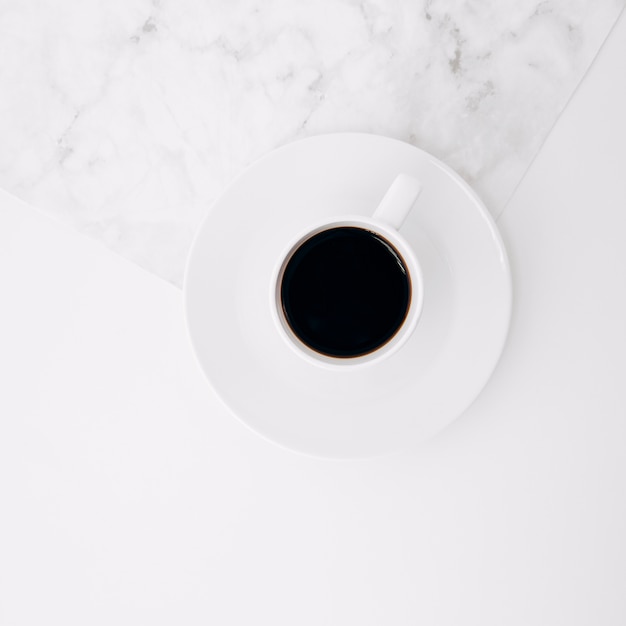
[270,174,424,369]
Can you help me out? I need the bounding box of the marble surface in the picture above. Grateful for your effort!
[0,0,623,285]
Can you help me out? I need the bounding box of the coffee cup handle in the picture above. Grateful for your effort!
[372,174,422,230]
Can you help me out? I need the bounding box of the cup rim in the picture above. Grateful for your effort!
[269,215,424,370]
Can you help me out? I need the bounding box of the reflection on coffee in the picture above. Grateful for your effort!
[281,227,411,358]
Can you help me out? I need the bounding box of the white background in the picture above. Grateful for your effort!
[1,12,625,626]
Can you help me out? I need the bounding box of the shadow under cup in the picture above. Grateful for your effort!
[279,225,412,360]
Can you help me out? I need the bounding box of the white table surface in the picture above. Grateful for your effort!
[1,11,625,626]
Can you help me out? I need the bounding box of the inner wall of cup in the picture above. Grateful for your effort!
[276,223,414,362]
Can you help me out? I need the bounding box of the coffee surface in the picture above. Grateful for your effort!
[281,226,410,358]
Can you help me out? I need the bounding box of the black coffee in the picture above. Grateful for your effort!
[280,226,411,358]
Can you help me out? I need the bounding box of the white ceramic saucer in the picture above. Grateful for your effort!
[184,133,511,459]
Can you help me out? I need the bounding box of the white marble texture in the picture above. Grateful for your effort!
[0,0,622,285]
